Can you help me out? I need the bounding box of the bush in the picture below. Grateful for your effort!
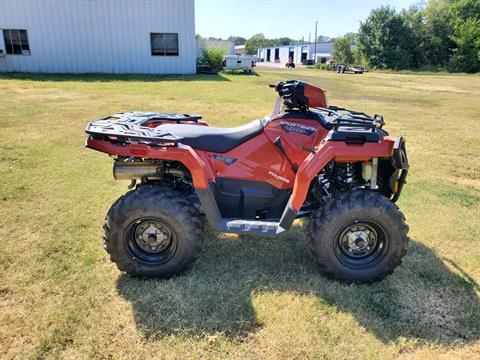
[198,48,226,69]
[313,63,330,70]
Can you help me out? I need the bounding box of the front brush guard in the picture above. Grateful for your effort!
[390,136,409,202]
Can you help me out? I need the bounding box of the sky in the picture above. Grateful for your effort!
[195,0,421,40]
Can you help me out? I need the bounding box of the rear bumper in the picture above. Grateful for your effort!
[390,136,409,202]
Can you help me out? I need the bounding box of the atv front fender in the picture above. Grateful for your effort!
[290,137,396,210]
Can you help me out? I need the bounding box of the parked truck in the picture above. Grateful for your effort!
[222,55,256,73]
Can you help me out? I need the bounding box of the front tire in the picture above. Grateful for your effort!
[104,185,203,278]
[307,190,409,283]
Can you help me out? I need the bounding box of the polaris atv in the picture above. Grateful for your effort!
[85,80,409,283]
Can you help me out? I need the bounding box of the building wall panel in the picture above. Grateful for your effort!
[0,0,196,74]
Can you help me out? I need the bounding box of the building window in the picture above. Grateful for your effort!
[150,33,179,56]
[3,29,30,55]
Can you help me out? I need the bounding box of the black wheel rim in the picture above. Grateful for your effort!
[125,217,178,265]
[333,219,388,270]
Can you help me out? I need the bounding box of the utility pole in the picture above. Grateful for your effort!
[314,21,318,64]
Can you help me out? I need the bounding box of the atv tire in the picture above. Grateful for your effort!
[104,185,203,278]
[307,190,409,283]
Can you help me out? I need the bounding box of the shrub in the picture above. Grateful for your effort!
[313,63,330,70]
[198,48,226,69]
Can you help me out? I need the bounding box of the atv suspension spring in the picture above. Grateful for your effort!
[345,163,354,184]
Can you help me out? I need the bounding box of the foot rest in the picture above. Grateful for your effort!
[219,219,284,236]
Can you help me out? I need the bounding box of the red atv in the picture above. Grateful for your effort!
[85,80,409,283]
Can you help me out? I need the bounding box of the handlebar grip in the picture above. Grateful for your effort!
[268,83,278,88]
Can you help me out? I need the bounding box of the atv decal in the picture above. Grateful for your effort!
[268,171,290,184]
[211,154,237,165]
[280,121,317,136]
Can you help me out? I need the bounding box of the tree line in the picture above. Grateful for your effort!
[334,0,479,73]
[201,0,479,73]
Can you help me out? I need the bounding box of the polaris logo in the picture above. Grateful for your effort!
[268,171,290,184]
[280,121,316,136]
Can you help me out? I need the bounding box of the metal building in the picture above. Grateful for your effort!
[257,42,334,65]
[0,0,196,74]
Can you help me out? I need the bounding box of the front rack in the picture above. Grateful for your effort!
[312,106,386,143]
[323,106,384,129]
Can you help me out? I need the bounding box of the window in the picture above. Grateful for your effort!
[3,29,30,55]
[150,33,178,56]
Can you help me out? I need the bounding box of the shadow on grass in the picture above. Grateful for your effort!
[0,72,231,83]
[117,225,480,345]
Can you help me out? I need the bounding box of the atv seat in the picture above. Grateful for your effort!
[157,119,265,153]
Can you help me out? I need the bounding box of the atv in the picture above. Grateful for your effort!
[85,80,409,283]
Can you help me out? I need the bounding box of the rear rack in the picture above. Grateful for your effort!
[85,111,202,146]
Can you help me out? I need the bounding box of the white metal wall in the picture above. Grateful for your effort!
[257,43,333,64]
[0,0,196,74]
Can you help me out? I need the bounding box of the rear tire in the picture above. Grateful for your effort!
[104,185,203,278]
[307,190,409,283]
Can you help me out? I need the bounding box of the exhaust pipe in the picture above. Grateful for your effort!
[113,161,163,180]
[113,161,188,180]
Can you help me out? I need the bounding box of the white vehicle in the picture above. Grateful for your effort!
[222,55,256,73]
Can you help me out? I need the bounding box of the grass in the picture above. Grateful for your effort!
[1,68,479,359]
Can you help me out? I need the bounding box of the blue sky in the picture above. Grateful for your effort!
[196,0,420,40]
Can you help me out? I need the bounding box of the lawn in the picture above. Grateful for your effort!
[0,68,479,359]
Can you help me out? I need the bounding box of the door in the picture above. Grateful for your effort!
[301,46,308,62]
[288,47,294,62]
[266,49,271,62]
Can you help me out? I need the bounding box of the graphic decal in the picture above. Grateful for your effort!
[268,171,290,184]
[280,121,316,136]
[212,154,237,165]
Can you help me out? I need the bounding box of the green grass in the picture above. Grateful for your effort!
[1,68,479,359]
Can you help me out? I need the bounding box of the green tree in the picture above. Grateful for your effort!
[449,18,480,72]
[333,36,354,64]
[448,0,480,72]
[356,0,480,72]
[316,35,331,43]
[245,33,267,54]
[400,6,430,69]
[424,0,455,68]
[227,36,246,46]
[358,6,416,69]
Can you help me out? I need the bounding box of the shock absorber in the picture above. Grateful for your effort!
[345,163,354,185]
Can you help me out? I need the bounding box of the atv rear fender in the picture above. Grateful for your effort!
[86,137,214,189]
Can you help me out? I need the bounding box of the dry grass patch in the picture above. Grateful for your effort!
[0,69,479,359]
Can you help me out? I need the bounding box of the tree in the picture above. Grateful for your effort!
[245,33,267,54]
[358,6,415,69]
[227,36,246,46]
[355,0,480,72]
[333,36,354,64]
[424,0,455,68]
[316,35,331,43]
[401,6,429,69]
[448,0,480,72]
[449,18,480,72]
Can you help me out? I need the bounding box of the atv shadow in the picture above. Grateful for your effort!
[116,224,480,345]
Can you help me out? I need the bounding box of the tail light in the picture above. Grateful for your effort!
[222,59,226,67]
